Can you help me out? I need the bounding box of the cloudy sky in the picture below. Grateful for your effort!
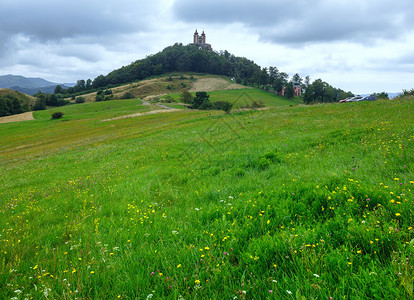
[1,0,413,94]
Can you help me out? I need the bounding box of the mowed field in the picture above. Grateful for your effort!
[0,93,413,299]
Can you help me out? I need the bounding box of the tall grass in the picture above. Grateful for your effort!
[0,98,413,299]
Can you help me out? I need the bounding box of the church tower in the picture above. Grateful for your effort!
[193,30,199,44]
[191,29,213,51]
[201,31,206,44]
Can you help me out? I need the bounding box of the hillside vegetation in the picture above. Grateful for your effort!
[0,88,35,117]
[0,98,413,299]
[71,74,239,103]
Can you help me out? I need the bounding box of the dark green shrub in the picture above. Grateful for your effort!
[51,112,64,119]
[75,97,86,103]
[121,92,134,99]
[213,101,233,114]
[180,90,193,104]
[33,98,46,111]
[192,91,209,109]
[161,96,174,103]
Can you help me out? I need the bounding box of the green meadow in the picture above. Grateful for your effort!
[0,92,413,299]
[166,88,302,108]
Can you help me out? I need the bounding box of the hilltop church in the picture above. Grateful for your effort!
[191,30,213,51]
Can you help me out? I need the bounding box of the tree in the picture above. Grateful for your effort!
[372,92,389,100]
[180,90,193,104]
[33,98,46,110]
[268,66,278,86]
[192,91,210,109]
[292,73,303,86]
[304,76,311,89]
[54,85,64,94]
[46,94,59,106]
[214,101,233,114]
[259,67,269,88]
[285,82,295,99]
[86,79,92,89]
[303,85,314,104]
[0,98,11,116]
[76,79,86,90]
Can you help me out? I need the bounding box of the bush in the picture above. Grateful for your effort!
[180,90,193,104]
[251,100,265,108]
[33,99,46,111]
[121,92,134,99]
[192,91,209,109]
[75,97,86,103]
[213,101,233,114]
[161,96,174,103]
[51,112,64,119]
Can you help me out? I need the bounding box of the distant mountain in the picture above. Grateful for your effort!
[9,85,70,96]
[0,75,58,89]
[0,75,72,95]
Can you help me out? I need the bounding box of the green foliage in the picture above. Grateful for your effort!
[50,111,64,119]
[285,82,295,99]
[372,92,389,100]
[394,88,414,100]
[161,95,174,103]
[96,90,114,101]
[75,96,86,103]
[121,92,135,99]
[0,91,32,117]
[213,101,233,114]
[192,91,210,109]
[33,98,46,110]
[180,90,193,104]
[304,78,352,104]
[54,85,64,94]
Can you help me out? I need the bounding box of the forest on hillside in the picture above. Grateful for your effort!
[57,43,353,104]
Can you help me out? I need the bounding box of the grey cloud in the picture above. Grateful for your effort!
[172,0,414,45]
[0,0,155,42]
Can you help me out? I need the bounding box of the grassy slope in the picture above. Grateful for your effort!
[166,88,300,109]
[0,88,36,108]
[0,98,413,299]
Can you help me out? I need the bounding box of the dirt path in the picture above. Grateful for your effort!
[0,112,34,124]
[189,78,247,92]
[102,109,180,122]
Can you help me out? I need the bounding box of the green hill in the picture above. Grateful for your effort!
[0,88,36,117]
[0,98,413,299]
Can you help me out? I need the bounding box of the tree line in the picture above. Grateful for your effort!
[53,44,307,98]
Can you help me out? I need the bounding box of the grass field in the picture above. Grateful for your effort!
[0,95,413,299]
[166,88,301,108]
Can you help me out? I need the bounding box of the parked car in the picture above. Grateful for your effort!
[361,95,377,101]
[339,97,352,103]
[347,96,363,102]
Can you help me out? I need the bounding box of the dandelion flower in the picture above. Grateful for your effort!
[195,279,201,285]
